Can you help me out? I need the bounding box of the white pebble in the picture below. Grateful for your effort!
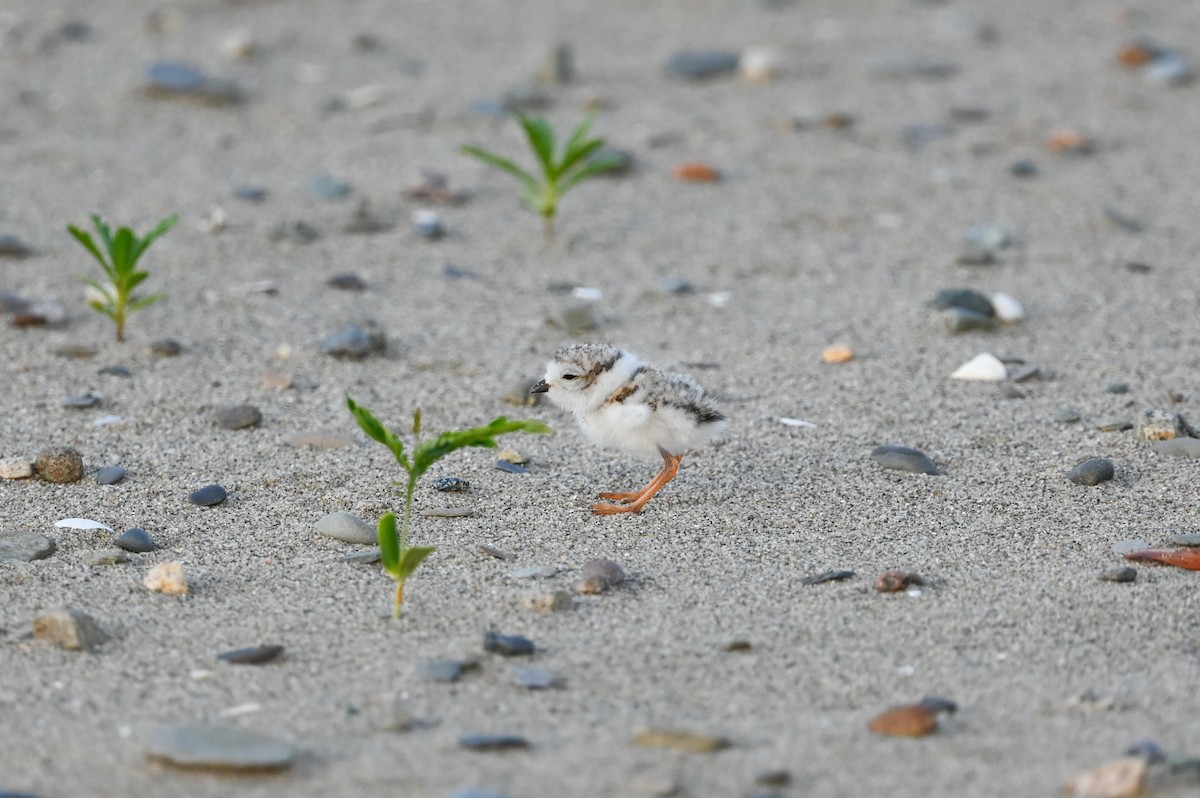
[707,291,731,308]
[54,518,114,532]
[778,417,817,428]
[0,457,32,479]
[220,30,256,61]
[740,46,784,82]
[990,292,1025,323]
[571,286,603,302]
[951,352,1007,381]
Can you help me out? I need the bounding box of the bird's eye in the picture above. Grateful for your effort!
[562,374,578,381]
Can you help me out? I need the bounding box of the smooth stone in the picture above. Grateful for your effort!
[578,558,627,594]
[327,272,367,291]
[997,384,1026,400]
[1112,539,1151,555]
[320,323,386,359]
[632,727,730,753]
[84,548,130,566]
[483,631,535,656]
[234,185,269,202]
[62,393,100,408]
[990,292,1025,323]
[34,446,84,483]
[495,460,529,475]
[143,724,296,770]
[1136,409,1185,441]
[97,365,133,378]
[1096,416,1132,432]
[339,548,382,564]
[215,404,262,430]
[800,569,855,585]
[218,644,284,665]
[1100,567,1137,583]
[509,565,559,579]
[590,146,634,177]
[270,220,320,244]
[930,289,994,316]
[1146,52,1194,86]
[96,466,126,485]
[144,62,244,105]
[284,431,353,449]
[115,528,156,553]
[1067,458,1115,486]
[1010,365,1042,383]
[1102,206,1143,234]
[900,123,950,150]
[33,608,107,650]
[870,445,938,475]
[315,512,376,545]
[458,734,530,752]
[420,506,474,518]
[149,338,183,357]
[309,174,352,200]
[1010,159,1039,177]
[1106,382,1130,395]
[477,544,513,561]
[1168,533,1200,547]
[188,484,227,506]
[950,352,1007,381]
[665,49,739,80]
[417,659,473,683]
[0,457,33,479]
[0,530,56,562]
[512,665,558,689]
[434,476,470,493]
[944,307,995,334]
[0,234,33,258]
[412,209,445,240]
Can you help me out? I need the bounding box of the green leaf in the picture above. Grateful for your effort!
[559,155,625,194]
[377,512,401,572]
[67,226,108,269]
[558,137,605,176]
[461,145,540,195]
[80,276,116,304]
[346,394,410,470]
[111,227,135,274]
[129,292,167,310]
[412,409,422,437]
[395,545,436,581]
[90,214,114,258]
[519,115,557,176]
[410,416,553,479]
[131,214,178,262]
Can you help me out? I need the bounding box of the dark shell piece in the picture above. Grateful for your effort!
[218,644,284,665]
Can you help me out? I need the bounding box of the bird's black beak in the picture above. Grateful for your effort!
[530,379,549,394]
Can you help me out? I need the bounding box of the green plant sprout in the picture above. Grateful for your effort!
[68,213,178,342]
[461,112,622,237]
[346,395,553,618]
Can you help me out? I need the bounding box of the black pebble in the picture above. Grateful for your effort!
[1100,566,1137,583]
[97,365,133,378]
[801,570,855,586]
[115,528,156,553]
[483,631,535,656]
[188,484,228,506]
[1067,458,1114,486]
[218,644,284,665]
[326,272,367,291]
[458,734,530,752]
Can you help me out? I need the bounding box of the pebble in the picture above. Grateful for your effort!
[1111,539,1150,556]
[672,161,721,182]
[309,174,352,200]
[740,46,785,81]
[0,234,33,258]
[320,323,386,359]
[215,404,262,430]
[1096,417,1132,432]
[339,548,382,564]
[84,548,130,566]
[483,631,535,657]
[520,590,574,612]
[434,477,470,493]
[261,372,293,390]
[234,185,269,202]
[990,292,1025,323]
[62,392,100,409]
[1168,533,1200,547]
[1125,739,1167,765]
[950,353,1007,381]
[577,558,627,594]
[417,659,475,683]
[1099,567,1137,583]
[270,220,320,244]
[1145,53,1194,87]
[1102,205,1143,234]
[756,770,792,788]
[1135,409,1184,441]
[407,170,467,205]
[221,29,256,61]
[284,431,354,449]
[115,528,156,553]
[801,569,855,585]
[665,50,740,80]
[420,506,474,518]
[1010,159,1039,177]
[900,123,950,151]
[1047,129,1094,155]
[144,61,244,105]
[1067,458,1115,486]
[145,562,189,595]
[590,146,634,177]
[512,665,558,689]
[931,289,994,317]
[632,727,730,753]
[34,447,84,483]
[33,608,107,650]
[0,530,56,562]
[327,272,368,291]
[143,724,296,771]
[866,51,957,79]
[53,343,95,358]
[218,644,285,665]
[875,570,924,592]
[871,445,938,475]
[1064,757,1146,798]
[821,344,855,364]
[959,224,1014,265]
[345,203,389,235]
[149,338,183,356]
[944,307,995,334]
[478,544,513,561]
[98,365,133,378]
[315,511,376,545]
[0,457,33,479]
[412,209,445,240]
[188,484,227,506]
[509,565,559,579]
[868,704,938,737]
[495,460,530,475]
[458,734,530,752]
[1010,365,1042,383]
[1106,382,1130,395]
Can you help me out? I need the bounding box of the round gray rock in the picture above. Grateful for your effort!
[1067,457,1114,486]
[870,445,938,475]
[320,323,386,359]
[665,49,740,80]
[142,723,296,770]
[96,466,126,485]
[215,404,262,430]
[188,484,228,506]
[315,511,376,544]
[115,528,156,553]
[0,530,56,562]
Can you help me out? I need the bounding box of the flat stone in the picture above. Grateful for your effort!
[420,505,474,518]
[315,511,376,544]
[144,62,244,105]
[327,272,368,291]
[1096,416,1132,432]
[495,460,529,475]
[512,665,558,689]
[234,185,269,202]
[1055,408,1082,423]
[1136,409,1185,441]
[320,323,386,359]
[0,530,56,562]
[477,544,513,560]
[870,445,938,475]
[665,49,740,80]
[309,174,352,200]
[339,547,382,564]
[215,405,262,430]
[801,569,855,585]
[218,644,284,665]
[931,289,995,316]
[142,724,296,770]
[1106,382,1131,395]
[284,430,354,449]
[84,548,130,566]
[97,364,132,378]
[0,234,33,258]
[53,344,95,359]
[1067,458,1115,486]
[434,477,470,493]
[33,608,107,650]
[34,447,83,483]
[483,631,534,656]
[62,393,100,408]
[149,338,183,357]
[1010,365,1042,383]
[1168,533,1200,547]
[188,484,227,506]
[1100,567,1137,583]
[0,457,33,479]
[632,727,730,753]
[458,734,530,752]
[509,565,559,579]
[944,307,995,333]
[95,466,126,485]
[1153,438,1200,459]
[416,659,475,683]
[115,528,156,553]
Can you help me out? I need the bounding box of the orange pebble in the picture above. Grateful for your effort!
[822,344,855,364]
[1116,44,1154,68]
[673,161,720,182]
[1047,130,1094,155]
[868,705,938,737]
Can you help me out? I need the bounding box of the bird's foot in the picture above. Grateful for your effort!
[591,501,642,515]
[598,490,642,503]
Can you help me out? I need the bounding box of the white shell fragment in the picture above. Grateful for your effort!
[779,417,817,428]
[990,292,1025,323]
[571,286,603,302]
[951,353,1007,381]
[54,518,115,532]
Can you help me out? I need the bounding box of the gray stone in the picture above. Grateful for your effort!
[96,466,126,485]
[215,404,262,430]
[1146,52,1194,86]
[149,338,183,357]
[1106,382,1130,394]
[115,528,156,553]
[1152,438,1200,459]
[1010,159,1039,177]
[34,447,83,483]
[270,220,320,244]
[326,272,367,291]
[434,476,470,492]
[578,558,627,594]
[320,323,386,359]
[1112,538,1151,555]
[458,734,530,752]
[417,659,475,683]
[591,146,634,177]
[0,457,33,479]
[412,209,445,240]
[1096,416,1133,432]
[958,224,1014,264]
[870,445,938,475]
[218,644,284,665]
[420,505,474,518]
[665,50,740,80]
[495,460,530,475]
[309,174,352,200]
[339,548,382,564]
[33,608,107,650]
[0,234,33,258]
[188,484,227,506]
[944,307,995,333]
[866,51,957,79]
[512,665,558,689]
[142,724,296,770]
[0,530,56,562]
[234,185,269,202]
[1067,457,1114,486]
[483,631,535,656]
[930,289,994,317]
[1100,567,1137,583]
[509,565,559,579]
[84,549,129,566]
[1168,533,1200,547]
[315,511,376,544]
[144,62,244,105]
[62,393,100,408]
[1136,409,1186,441]
[801,569,855,585]
[1009,364,1042,383]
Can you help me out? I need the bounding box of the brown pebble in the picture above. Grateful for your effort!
[822,344,855,364]
[577,558,627,594]
[34,446,84,483]
[632,727,729,753]
[33,608,108,650]
[824,113,855,129]
[144,561,189,595]
[867,704,938,737]
[1116,44,1155,68]
[1047,130,1094,155]
[1064,756,1147,798]
[672,161,720,182]
[874,570,925,592]
[261,372,294,390]
[520,590,575,612]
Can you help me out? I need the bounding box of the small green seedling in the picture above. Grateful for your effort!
[461,112,622,237]
[347,395,553,618]
[68,213,177,342]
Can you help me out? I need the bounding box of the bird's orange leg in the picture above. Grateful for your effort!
[592,451,683,515]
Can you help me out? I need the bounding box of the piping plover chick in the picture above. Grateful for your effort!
[531,343,727,515]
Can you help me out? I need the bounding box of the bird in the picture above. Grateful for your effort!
[531,343,727,515]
